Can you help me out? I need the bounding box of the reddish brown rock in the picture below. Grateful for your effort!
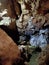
[38,45,49,65]
[37,0,49,15]
[7,0,22,19]
[0,28,21,65]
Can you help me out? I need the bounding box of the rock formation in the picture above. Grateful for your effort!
[37,0,49,15]
[38,45,49,65]
[0,28,21,65]
[7,0,22,19]
[0,24,19,45]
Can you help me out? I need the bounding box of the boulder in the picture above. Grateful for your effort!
[0,28,21,65]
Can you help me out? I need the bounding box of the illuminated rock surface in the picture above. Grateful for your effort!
[0,28,21,65]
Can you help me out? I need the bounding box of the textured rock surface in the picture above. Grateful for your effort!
[0,28,21,65]
[38,45,49,65]
[7,0,22,19]
[0,0,49,28]
[37,0,49,15]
